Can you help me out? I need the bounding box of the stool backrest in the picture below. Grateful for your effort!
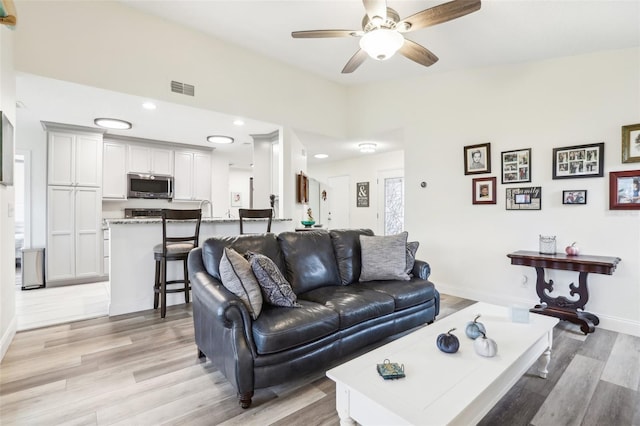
[238,208,273,234]
[160,209,202,255]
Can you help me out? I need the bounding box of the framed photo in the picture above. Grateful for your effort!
[562,190,587,205]
[506,187,541,210]
[609,170,640,210]
[472,177,496,204]
[501,148,531,184]
[296,172,309,203]
[552,142,604,179]
[230,191,242,207]
[622,123,640,163]
[356,182,369,207]
[464,143,491,175]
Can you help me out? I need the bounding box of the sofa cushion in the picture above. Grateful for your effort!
[252,300,339,354]
[247,251,300,308]
[299,286,395,330]
[360,232,411,282]
[406,241,420,275]
[201,233,285,281]
[219,248,263,319]
[359,278,436,310]
[329,229,375,285]
[277,231,341,294]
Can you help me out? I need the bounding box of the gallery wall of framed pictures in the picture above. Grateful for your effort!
[463,123,640,210]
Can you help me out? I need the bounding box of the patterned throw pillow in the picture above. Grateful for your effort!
[406,241,420,275]
[219,247,263,319]
[359,232,411,282]
[246,252,300,308]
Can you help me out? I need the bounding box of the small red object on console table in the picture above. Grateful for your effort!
[507,250,621,334]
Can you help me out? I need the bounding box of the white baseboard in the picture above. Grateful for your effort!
[0,314,17,361]
[437,282,640,337]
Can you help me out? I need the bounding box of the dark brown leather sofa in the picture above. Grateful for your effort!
[188,229,439,408]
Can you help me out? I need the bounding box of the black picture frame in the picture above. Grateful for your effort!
[562,190,587,205]
[506,187,541,210]
[552,142,604,179]
[501,148,531,184]
[464,143,491,175]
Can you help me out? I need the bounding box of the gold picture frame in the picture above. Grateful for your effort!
[622,123,640,163]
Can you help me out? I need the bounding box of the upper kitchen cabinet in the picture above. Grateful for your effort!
[48,130,103,187]
[128,144,173,175]
[173,149,212,201]
[103,140,127,199]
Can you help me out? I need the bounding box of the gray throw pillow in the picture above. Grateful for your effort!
[219,247,263,319]
[406,241,420,275]
[359,232,411,282]
[246,252,300,308]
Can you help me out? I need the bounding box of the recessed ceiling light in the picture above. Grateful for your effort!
[207,135,234,144]
[314,154,329,159]
[359,143,377,153]
[94,118,132,130]
[233,119,245,126]
[142,102,156,110]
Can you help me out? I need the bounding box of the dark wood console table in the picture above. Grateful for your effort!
[507,250,621,334]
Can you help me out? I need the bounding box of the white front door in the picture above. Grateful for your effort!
[377,169,404,235]
[327,175,350,229]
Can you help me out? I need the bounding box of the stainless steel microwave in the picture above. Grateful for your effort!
[127,173,173,199]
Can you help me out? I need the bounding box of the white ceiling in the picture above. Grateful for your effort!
[17,1,640,166]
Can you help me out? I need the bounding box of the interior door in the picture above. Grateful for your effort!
[327,175,350,229]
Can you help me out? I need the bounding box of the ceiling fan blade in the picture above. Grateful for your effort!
[399,0,481,33]
[399,39,439,67]
[341,49,369,74]
[363,0,387,22]
[292,30,361,38]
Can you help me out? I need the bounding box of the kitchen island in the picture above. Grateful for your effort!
[105,217,293,316]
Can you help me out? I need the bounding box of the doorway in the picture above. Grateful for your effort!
[377,169,404,235]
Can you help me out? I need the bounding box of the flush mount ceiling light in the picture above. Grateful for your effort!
[314,154,329,159]
[207,135,234,144]
[142,101,157,110]
[359,29,404,61]
[359,143,377,153]
[233,119,245,126]
[94,118,132,130]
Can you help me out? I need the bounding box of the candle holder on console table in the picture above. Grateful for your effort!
[506,250,621,334]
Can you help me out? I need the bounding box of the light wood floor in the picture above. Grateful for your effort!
[1,294,639,425]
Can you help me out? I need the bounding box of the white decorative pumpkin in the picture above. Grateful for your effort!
[473,331,498,357]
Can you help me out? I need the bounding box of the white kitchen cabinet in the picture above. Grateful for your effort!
[173,150,212,201]
[47,186,102,282]
[103,141,127,199]
[48,131,102,187]
[128,144,173,175]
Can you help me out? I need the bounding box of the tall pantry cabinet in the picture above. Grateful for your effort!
[44,123,104,285]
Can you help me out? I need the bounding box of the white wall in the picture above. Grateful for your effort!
[0,24,17,360]
[348,48,640,336]
[309,150,404,233]
[228,168,251,217]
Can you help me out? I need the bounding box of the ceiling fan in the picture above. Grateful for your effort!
[292,0,481,73]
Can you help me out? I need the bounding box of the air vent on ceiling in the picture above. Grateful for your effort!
[170,80,195,96]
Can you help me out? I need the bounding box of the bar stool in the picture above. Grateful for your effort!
[153,209,202,318]
[238,208,273,234]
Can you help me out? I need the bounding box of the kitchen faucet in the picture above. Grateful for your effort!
[199,199,212,218]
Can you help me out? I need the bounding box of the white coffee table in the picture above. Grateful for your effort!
[326,302,559,426]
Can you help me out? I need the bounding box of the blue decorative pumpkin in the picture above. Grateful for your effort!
[436,328,460,353]
[465,314,487,340]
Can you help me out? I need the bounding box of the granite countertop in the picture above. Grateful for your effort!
[105,217,292,225]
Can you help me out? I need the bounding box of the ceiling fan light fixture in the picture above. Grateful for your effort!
[94,118,132,130]
[359,29,404,61]
[207,135,234,144]
[359,143,377,153]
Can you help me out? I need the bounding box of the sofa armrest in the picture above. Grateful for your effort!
[413,259,431,280]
